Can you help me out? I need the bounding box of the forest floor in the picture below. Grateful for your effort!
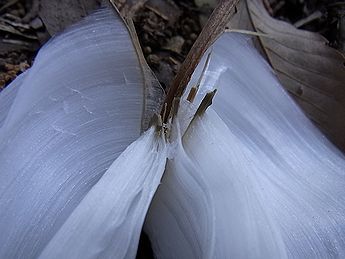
[0,0,342,90]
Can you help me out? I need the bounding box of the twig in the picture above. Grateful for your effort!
[0,24,37,40]
[162,0,240,122]
[0,17,31,30]
[294,11,323,28]
[225,29,272,38]
[0,0,19,13]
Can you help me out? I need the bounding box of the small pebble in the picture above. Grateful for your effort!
[190,33,198,40]
[163,36,185,54]
[30,17,43,30]
[147,54,160,65]
[143,46,152,55]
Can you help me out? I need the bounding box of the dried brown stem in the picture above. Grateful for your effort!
[162,0,240,121]
[195,89,217,117]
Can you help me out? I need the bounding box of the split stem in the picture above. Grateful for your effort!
[162,0,240,122]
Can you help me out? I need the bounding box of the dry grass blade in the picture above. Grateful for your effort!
[246,0,345,150]
[108,1,165,131]
[162,0,240,122]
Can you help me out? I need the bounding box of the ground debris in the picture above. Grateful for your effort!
[132,0,202,89]
[0,0,48,89]
[0,52,30,88]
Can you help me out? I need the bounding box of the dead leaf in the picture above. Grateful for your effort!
[39,0,102,35]
[232,0,345,150]
[226,0,267,58]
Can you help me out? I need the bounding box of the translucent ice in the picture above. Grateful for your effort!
[145,33,345,259]
[0,8,156,258]
[39,127,167,259]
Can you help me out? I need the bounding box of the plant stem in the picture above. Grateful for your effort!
[162,0,240,121]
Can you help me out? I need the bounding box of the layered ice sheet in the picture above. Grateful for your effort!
[0,8,147,258]
[145,33,345,258]
[39,127,167,259]
[1,8,345,259]
[0,72,25,127]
